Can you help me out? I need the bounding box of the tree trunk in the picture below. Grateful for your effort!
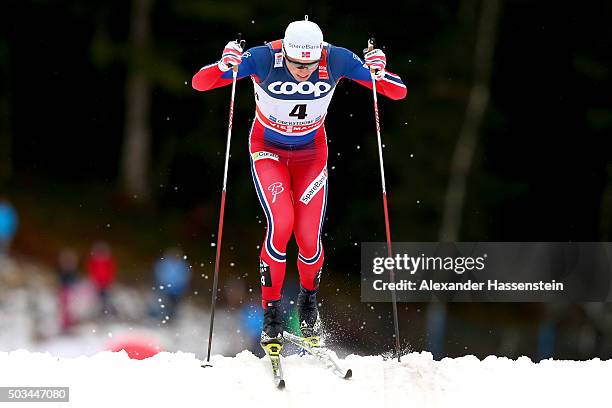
[428,0,502,360]
[440,0,502,241]
[601,164,612,240]
[120,0,153,201]
[0,39,12,186]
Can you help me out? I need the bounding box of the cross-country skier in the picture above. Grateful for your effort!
[192,17,406,354]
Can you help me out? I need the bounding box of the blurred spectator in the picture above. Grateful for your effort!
[151,247,191,321]
[0,197,18,259]
[239,302,263,353]
[426,303,447,360]
[57,248,79,333]
[86,241,117,317]
[537,320,556,361]
[224,278,260,354]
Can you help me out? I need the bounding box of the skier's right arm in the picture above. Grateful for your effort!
[192,41,257,91]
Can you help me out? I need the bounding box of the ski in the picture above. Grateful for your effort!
[262,342,285,389]
[283,331,352,379]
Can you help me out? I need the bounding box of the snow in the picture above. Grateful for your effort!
[0,277,251,358]
[0,350,610,407]
[1,260,610,406]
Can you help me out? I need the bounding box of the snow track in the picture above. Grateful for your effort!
[0,350,610,408]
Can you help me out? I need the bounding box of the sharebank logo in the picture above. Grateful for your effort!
[299,168,327,204]
[268,81,332,98]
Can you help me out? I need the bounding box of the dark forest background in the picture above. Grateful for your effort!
[1,0,611,359]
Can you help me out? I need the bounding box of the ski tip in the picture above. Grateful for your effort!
[277,379,286,389]
[344,369,353,379]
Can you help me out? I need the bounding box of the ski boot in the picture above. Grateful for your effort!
[297,285,323,349]
[260,299,284,356]
[260,300,285,388]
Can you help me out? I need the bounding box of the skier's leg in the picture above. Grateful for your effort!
[293,173,326,290]
[291,132,328,337]
[249,125,295,333]
[293,175,326,337]
[292,139,328,292]
[250,154,293,308]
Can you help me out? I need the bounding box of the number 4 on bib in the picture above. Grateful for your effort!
[289,104,308,120]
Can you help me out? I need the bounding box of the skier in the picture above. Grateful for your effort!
[192,17,406,354]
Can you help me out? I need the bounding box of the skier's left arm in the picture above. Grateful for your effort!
[331,46,407,100]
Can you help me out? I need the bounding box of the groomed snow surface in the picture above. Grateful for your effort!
[1,261,610,407]
[1,349,610,408]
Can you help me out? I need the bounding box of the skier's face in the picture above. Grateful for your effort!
[285,56,320,82]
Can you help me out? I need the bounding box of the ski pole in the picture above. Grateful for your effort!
[365,38,402,362]
[203,36,245,367]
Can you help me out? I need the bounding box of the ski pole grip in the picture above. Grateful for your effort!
[233,34,246,73]
[362,38,375,55]
[236,33,245,49]
[364,38,376,74]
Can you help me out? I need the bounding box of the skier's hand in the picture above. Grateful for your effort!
[218,40,244,72]
[364,48,386,80]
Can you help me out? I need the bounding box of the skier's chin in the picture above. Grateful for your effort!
[293,72,312,82]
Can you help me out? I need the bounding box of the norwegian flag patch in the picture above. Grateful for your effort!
[302,51,311,58]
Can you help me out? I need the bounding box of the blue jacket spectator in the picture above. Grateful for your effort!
[151,248,192,322]
[154,249,191,297]
[0,199,18,256]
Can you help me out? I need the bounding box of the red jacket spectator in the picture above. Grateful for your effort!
[87,242,117,289]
